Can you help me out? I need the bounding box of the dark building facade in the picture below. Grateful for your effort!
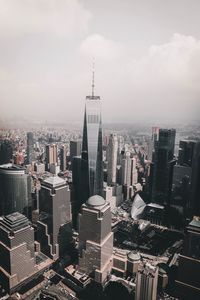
[151,129,176,206]
[0,164,31,217]
[190,142,200,216]
[0,139,13,165]
[70,140,82,162]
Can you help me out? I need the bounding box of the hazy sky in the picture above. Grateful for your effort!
[0,0,200,124]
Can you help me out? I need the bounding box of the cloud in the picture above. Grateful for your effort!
[0,0,91,38]
[129,33,200,92]
[79,34,124,60]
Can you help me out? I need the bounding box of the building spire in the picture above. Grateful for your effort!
[92,58,95,97]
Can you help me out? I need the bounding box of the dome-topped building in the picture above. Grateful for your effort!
[79,195,113,284]
[86,195,106,207]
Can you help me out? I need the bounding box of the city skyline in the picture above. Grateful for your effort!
[0,0,200,124]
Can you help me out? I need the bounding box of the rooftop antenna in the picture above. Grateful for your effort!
[92,58,95,97]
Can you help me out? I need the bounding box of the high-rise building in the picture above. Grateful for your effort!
[190,142,200,216]
[176,217,200,299]
[0,139,13,164]
[0,212,35,293]
[147,127,159,161]
[131,157,138,185]
[135,262,158,300]
[178,140,196,167]
[37,176,71,260]
[60,144,67,171]
[79,195,113,284]
[151,129,176,206]
[45,144,58,171]
[81,80,103,197]
[0,164,31,217]
[107,134,118,185]
[70,140,82,162]
[27,132,34,164]
[122,152,132,186]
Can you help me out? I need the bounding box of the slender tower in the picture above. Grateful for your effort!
[81,63,103,197]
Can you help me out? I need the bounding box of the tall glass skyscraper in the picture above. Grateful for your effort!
[82,81,103,197]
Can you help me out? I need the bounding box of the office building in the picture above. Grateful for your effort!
[176,217,200,299]
[81,75,103,197]
[45,144,58,171]
[178,140,196,167]
[27,132,34,164]
[151,129,176,206]
[135,262,158,300]
[60,144,67,171]
[121,152,132,186]
[0,212,52,294]
[190,142,200,216]
[0,164,31,217]
[0,139,13,164]
[37,176,71,260]
[70,140,82,162]
[0,212,35,293]
[79,195,113,284]
[107,134,118,185]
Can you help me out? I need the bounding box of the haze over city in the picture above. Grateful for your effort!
[0,0,200,124]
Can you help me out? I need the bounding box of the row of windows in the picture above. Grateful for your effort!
[87,114,99,124]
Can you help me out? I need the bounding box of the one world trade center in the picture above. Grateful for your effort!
[81,69,103,197]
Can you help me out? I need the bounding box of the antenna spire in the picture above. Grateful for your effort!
[92,58,95,97]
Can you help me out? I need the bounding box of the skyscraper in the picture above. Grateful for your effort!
[107,134,118,185]
[45,144,58,171]
[78,195,113,284]
[0,164,31,217]
[27,132,34,164]
[70,140,82,162]
[0,139,13,164]
[135,262,158,300]
[37,176,71,260]
[81,71,103,197]
[151,129,176,206]
[190,142,200,216]
[0,212,35,293]
[60,144,67,171]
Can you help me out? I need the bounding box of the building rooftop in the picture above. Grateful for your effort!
[127,251,141,262]
[0,212,29,232]
[86,195,106,207]
[43,176,66,188]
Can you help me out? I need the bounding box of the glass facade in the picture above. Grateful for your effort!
[0,164,30,217]
[82,95,103,196]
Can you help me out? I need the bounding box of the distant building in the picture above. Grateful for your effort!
[45,144,58,171]
[0,139,13,164]
[135,262,158,300]
[27,132,34,164]
[107,134,118,185]
[70,140,82,162]
[37,176,71,260]
[0,163,31,217]
[60,144,67,171]
[79,195,113,284]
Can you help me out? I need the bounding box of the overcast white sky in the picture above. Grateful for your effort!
[0,0,200,124]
